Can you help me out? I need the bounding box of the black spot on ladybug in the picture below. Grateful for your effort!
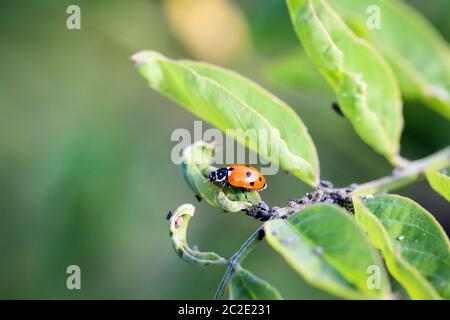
[246,171,252,177]
[259,177,262,181]
[250,181,255,186]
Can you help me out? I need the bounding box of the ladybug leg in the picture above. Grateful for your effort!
[241,188,251,202]
[221,181,231,198]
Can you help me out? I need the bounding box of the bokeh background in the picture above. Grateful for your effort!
[0,0,449,299]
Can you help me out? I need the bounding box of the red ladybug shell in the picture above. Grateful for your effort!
[227,165,267,191]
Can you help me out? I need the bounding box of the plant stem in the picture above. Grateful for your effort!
[351,146,450,196]
[214,224,265,300]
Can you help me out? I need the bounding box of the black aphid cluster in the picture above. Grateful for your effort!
[244,186,355,221]
[291,189,354,213]
[244,201,275,221]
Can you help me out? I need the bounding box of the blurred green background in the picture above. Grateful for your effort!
[0,0,449,299]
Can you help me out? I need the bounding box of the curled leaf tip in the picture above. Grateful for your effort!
[169,203,227,267]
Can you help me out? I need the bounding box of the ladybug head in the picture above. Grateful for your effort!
[208,168,228,183]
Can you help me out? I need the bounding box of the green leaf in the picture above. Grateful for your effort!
[426,170,450,202]
[263,47,328,90]
[181,141,261,212]
[228,268,283,300]
[264,204,391,299]
[353,195,450,299]
[132,50,319,186]
[286,0,403,162]
[169,203,228,267]
[328,0,450,119]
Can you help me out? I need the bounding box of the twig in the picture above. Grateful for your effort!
[214,224,265,300]
[351,146,450,196]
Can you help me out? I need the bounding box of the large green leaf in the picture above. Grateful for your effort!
[133,51,319,186]
[426,170,450,202]
[354,195,450,299]
[263,47,328,90]
[286,0,403,162]
[328,0,450,119]
[265,204,391,299]
[228,268,283,300]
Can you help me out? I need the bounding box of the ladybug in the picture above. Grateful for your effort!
[208,165,267,191]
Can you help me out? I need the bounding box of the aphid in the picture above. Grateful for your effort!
[319,180,334,189]
[346,183,358,192]
[331,102,344,117]
[314,246,324,256]
[208,165,267,191]
[288,200,297,207]
[257,229,266,240]
[244,201,273,221]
